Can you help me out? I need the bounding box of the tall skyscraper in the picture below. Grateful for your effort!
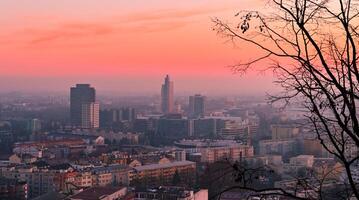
[70,84,97,128]
[189,94,206,118]
[161,75,174,114]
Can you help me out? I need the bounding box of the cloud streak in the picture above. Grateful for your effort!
[15,6,230,45]
[25,20,189,45]
[28,23,114,44]
[121,6,232,23]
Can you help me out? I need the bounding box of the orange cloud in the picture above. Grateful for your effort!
[24,20,189,45]
[8,6,232,45]
[28,23,114,44]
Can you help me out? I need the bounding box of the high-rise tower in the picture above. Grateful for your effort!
[161,75,174,114]
[70,84,98,128]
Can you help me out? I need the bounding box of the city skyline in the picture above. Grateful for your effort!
[0,1,358,199]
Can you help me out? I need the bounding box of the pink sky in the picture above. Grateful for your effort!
[0,0,277,95]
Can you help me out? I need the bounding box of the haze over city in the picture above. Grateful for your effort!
[1,1,359,200]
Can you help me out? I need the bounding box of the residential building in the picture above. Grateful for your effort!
[70,84,96,128]
[290,155,315,168]
[199,145,254,163]
[81,102,100,129]
[131,161,196,187]
[1,167,56,198]
[74,172,93,188]
[0,177,28,200]
[91,164,132,187]
[271,124,300,140]
[259,139,299,158]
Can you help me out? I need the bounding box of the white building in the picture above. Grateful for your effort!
[13,146,43,158]
[81,102,99,129]
[200,145,253,163]
[290,155,315,168]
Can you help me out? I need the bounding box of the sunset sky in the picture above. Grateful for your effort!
[0,0,277,95]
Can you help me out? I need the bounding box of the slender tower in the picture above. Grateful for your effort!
[161,75,174,114]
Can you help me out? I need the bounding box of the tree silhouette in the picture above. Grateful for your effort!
[172,170,181,186]
[213,0,359,199]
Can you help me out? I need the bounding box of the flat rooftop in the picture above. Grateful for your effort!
[175,139,244,148]
[134,161,195,171]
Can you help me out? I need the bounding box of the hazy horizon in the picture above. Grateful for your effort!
[0,73,278,96]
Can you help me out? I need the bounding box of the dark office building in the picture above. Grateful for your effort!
[100,109,119,128]
[133,118,149,133]
[70,84,96,127]
[122,107,136,121]
[0,121,13,155]
[189,94,206,118]
[193,118,217,137]
[156,118,191,139]
[100,108,137,129]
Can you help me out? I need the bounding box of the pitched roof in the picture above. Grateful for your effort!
[69,187,125,200]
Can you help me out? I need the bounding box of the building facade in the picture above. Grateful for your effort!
[189,94,206,118]
[161,75,174,114]
[131,161,196,187]
[70,84,97,128]
[81,102,100,129]
[199,145,254,163]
